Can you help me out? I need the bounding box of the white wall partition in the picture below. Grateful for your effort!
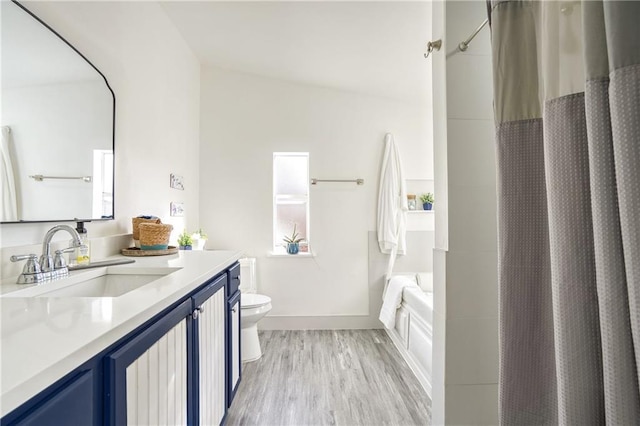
[431,1,499,424]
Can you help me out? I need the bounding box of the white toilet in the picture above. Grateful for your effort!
[239,258,272,362]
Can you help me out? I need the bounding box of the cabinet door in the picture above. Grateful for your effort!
[192,274,227,426]
[5,370,94,426]
[105,299,192,426]
[227,290,241,407]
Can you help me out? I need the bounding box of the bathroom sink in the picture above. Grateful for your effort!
[2,267,182,298]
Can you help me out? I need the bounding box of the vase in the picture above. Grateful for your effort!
[423,203,433,211]
[286,242,299,254]
[179,245,192,250]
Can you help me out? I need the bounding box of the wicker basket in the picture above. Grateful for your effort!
[139,223,173,250]
[132,217,161,240]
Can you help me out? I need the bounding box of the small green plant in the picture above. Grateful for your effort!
[420,193,435,204]
[283,223,304,244]
[177,230,193,247]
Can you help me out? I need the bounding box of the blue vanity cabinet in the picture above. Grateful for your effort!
[190,273,228,426]
[2,262,241,426]
[105,299,193,426]
[227,289,241,407]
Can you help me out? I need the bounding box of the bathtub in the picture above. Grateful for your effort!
[384,273,433,397]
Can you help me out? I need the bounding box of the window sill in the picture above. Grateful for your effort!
[267,251,315,258]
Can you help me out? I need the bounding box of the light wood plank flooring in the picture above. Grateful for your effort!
[227,330,431,426]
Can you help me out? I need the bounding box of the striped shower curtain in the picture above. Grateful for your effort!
[490,1,640,424]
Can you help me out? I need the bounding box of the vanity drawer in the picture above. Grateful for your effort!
[227,262,241,296]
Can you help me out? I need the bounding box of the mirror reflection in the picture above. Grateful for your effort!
[1,1,115,223]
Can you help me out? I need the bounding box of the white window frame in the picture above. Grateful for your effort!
[272,152,310,254]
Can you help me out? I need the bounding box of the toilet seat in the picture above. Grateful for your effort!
[241,293,271,309]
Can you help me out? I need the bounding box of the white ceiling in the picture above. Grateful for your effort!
[161,1,432,105]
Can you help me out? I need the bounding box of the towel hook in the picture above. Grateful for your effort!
[423,39,442,58]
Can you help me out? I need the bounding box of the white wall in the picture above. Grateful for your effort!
[431,1,499,424]
[0,1,200,250]
[200,67,432,328]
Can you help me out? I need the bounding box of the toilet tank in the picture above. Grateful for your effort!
[239,258,256,293]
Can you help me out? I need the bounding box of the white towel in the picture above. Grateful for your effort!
[377,133,407,256]
[1,126,18,221]
[379,275,417,329]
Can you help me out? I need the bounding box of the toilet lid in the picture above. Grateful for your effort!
[241,294,271,308]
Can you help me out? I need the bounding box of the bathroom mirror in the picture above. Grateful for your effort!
[1,0,115,223]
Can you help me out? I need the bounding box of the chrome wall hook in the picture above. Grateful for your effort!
[424,39,442,58]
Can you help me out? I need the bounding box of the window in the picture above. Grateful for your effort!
[273,152,310,254]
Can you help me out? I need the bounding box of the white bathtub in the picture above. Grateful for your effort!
[384,273,433,397]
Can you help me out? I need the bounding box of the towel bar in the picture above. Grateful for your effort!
[29,175,92,183]
[310,178,364,185]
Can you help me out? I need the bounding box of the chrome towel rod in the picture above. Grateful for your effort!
[30,174,92,183]
[311,178,364,186]
[459,18,489,52]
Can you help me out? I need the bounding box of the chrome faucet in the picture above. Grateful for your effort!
[40,225,83,274]
[10,225,84,284]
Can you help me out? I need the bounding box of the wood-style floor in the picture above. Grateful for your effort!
[227,330,431,426]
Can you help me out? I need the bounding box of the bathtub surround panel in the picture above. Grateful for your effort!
[0,1,200,248]
[200,67,432,327]
[226,330,431,426]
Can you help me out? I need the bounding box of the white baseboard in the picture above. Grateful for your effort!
[259,315,383,330]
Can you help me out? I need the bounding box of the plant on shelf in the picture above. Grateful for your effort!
[191,228,208,250]
[177,230,193,250]
[283,224,304,255]
[420,193,435,211]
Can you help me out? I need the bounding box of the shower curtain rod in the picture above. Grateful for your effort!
[458,18,489,52]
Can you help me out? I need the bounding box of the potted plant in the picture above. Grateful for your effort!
[283,224,304,254]
[420,193,434,210]
[191,228,208,250]
[177,230,193,250]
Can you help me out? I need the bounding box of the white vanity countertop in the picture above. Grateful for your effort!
[0,249,242,418]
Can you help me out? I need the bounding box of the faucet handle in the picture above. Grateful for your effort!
[54,248,78,278]
[54,248,72,270]
[10,254,44,284]
[11,254,42,273]
[10,253,38,263]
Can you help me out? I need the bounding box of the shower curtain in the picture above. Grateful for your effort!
[490,1,640,424]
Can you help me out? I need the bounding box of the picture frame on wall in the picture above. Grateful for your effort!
[170,202,184,217]
[170,174,184,190]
